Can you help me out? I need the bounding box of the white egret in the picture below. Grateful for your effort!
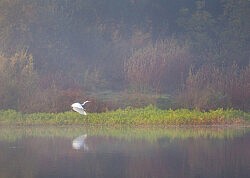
[72,134,88,151]
[71,101,90,115]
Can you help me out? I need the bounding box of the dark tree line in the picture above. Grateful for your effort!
[0,0,249,112]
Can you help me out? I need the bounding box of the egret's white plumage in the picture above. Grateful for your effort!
[72,107,87,115]
[71,100,90,115]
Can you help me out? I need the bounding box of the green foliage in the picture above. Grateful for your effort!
[0,106,249,126]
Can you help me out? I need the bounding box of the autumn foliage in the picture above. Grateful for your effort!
[124,39,192,93]
[0,1,249,113]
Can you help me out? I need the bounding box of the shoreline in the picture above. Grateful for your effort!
[0,106,249,126]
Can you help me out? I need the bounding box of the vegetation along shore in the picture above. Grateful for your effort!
[0,106,249,126]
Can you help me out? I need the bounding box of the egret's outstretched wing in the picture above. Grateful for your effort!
[72,107,87,115]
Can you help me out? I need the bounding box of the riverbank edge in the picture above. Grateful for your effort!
[1,106,250,126]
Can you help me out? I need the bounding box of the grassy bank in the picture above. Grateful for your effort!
[0,106,249,126]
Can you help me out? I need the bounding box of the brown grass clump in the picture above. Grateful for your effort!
[124,38,192,93]
[176,64,250,111]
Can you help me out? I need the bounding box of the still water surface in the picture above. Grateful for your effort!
[0,126,249,178]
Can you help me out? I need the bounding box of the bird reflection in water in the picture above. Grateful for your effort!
[72,134,89,151]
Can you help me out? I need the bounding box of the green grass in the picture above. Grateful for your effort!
[0,106,249,126]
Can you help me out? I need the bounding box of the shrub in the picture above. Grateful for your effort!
[124,38,192,93]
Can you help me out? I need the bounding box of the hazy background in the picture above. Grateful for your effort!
[0,0,249,113]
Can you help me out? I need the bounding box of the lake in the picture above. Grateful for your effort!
[0,126,249,178]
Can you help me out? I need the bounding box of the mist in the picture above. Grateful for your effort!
[0,0,249,112]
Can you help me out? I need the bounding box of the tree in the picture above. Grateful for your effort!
[177,0,219,66]
[0,50,37,110]
[219,0,250,66]
[177,0,250,67]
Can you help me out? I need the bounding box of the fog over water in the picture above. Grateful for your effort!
[0,126,249,178]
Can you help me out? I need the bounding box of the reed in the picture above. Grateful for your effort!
[124,38,192,93]
[176,64,250,111]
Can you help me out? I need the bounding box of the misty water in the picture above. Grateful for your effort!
[0,126,249,178]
